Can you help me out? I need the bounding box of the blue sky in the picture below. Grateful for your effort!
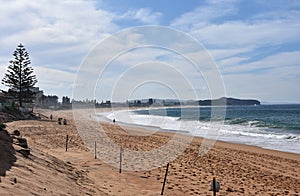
[0,0,299,103]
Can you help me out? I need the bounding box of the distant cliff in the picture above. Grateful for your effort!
[198,97,260,106]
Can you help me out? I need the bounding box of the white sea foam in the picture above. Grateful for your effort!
[96,110,300,154]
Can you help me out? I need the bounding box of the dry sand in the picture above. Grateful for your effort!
[0,109,299,195]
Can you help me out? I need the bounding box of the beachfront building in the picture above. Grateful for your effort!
[0,92,13,110]
[31,87,44,108]
[61,96,71,108]
[30,87,60,109]
[41,95,59,109]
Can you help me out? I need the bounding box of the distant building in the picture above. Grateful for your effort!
[29,87,60,109]
[61,96,71,109]
[42,95,59,109]
[31,87,44,108]
[62,96,71,105]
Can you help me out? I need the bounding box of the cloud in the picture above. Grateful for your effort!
[33,66,76,97]
[171,0,239,30]
[134,8,162,24]
[193,19,300,49]
[0,0,118,96]
[0,0,118,57]
[118,8,162,25]
[219,51,300,74]
[0,0,117,46]
[0,1,166,99]
[170,0,300,49]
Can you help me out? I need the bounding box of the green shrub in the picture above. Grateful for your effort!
[0,123,6,131]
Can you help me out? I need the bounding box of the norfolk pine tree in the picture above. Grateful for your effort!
[2,43,38,108]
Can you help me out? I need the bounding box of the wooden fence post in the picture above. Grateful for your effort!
[213,177,217,196]
[210,176,220,196]
[65,135,69,152]
[161,163,170,195]
[94,141,97,159]
[119,148,123,173]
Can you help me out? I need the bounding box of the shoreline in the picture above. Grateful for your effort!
[99,120,300,161]
[95,108,300,156]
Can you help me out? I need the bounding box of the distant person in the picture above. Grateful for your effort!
[63,119,67,125]
[113,119,116,124]
[50,114,53,121]
[58,118,62,125]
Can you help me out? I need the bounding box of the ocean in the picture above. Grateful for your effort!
[99,104,300,154]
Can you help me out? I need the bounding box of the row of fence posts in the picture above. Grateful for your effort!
[65,135,220,195]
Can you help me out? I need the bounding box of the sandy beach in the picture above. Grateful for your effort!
[1,109,299,195]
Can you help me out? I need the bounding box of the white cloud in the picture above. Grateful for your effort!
[208,47,253,61]
[220,51,300,74]
[171,0,238,30]
[0,0,117,46]
[171,0,300,48]
[118,8,162,24]
[192,19,300,48]
[34,66,76,97]
[134,8,162,24]
[0,0,118,97]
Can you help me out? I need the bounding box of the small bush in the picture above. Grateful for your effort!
[4,105,19,113]
[0,123,6,131]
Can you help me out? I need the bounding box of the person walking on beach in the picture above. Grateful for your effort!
[58,118,62,125]
[113,119,116,124]
[50,114,53,121]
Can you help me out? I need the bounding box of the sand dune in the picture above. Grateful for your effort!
[0,109,299,195]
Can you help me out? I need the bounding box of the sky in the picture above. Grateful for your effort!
[0,0,300,103]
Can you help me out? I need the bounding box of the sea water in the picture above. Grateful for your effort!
[98,104,300,154]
